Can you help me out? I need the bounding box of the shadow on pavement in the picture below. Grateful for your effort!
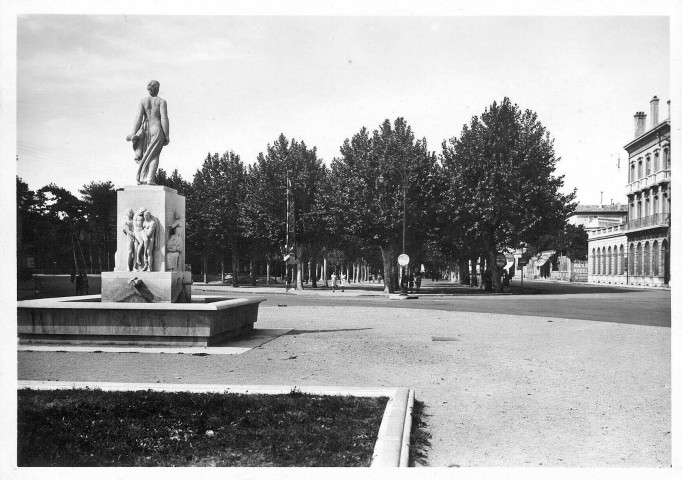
[284,328,374,336]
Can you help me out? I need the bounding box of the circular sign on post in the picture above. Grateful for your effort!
[398,253,410,267]
[496,253,507,268]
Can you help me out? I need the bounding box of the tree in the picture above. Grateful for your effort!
[155,168,192,196]
[528,223,589,262]
[79,181,117,272]
[35,184,88,273]
[442,98,576,292]
[326,118,439,293]
[244,134,326,290]
[17,177,39,278]
[188,151,247,285]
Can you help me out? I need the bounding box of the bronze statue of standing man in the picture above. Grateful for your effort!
[126,80,170,185]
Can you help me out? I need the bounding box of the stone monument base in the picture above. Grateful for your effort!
[17,295,265,347]
[101,271,191,303]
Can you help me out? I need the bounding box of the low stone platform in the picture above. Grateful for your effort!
[17,295,265,347]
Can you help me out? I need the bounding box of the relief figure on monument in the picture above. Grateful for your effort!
[133,208,147,270]
[166,212,184,271]
[126,80,170,185]
[122,208,136,271]
[142,210,161,271]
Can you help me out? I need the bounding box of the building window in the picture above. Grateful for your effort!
[592,248,596,275]
[646,155,651,176]
[636,243,642,276]
[602,247,606,275]
[663,148,669,169]
[654,151,659,172]
[638,159,643,179]
[653,195,659,217]
[652,241,659,276]
[629,244,635,275]
[644,242,650,276]
[630,163,635,182]
[619,245,625,275]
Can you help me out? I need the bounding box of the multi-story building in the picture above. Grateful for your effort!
[588,96,671,286]
[567,204,627,233]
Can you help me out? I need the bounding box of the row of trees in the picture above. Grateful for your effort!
[18,98,581,292]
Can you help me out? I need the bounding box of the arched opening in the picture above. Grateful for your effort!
[662,239,669,284]
[607,246,612,275]
[619,245,625,275]
[629,244,635,276]
[636,243,642,276]
[652,241,659,276]
[592,248,596,275]
[644,242,650,276]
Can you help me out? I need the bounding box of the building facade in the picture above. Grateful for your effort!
[588,96,671,287]
[567,204,627,232]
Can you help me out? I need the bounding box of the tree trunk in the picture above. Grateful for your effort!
[311,258,318,288]
[380,244,398,293]
[458,258,469,284]
[231,242,239,287]
[323,258,328,286]
[266,260,271,285]
[71,233,79,273]
[486,248,503,292]
[469,255,478,287]
[295,244,306,290]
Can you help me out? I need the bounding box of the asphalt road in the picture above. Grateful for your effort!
[196,279,671,328]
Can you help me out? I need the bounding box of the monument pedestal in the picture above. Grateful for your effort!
[106,185,190,303]
[102,271,191,303]
[114,185,186,274]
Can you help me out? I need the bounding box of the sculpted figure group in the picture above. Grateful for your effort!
[121,209,183,272]
[122,207,160,272]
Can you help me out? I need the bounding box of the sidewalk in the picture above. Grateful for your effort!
[17,296,670,467]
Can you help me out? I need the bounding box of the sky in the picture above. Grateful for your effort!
[11,12,672,206]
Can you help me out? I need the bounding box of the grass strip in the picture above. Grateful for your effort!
[18,388,388,467]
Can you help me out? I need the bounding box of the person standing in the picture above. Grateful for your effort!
[126,80,170,185]
[331,271,337,292]
[415,270,423,293]
[340,271,346,292]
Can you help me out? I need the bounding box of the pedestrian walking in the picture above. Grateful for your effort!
[415,271,423,293]
[340,272,346,292]
[331,271,337,292]
[408,272,414,293]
